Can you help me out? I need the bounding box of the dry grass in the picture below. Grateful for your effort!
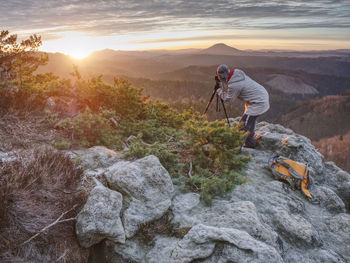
[0,147,89,262]
[137,212,191,244]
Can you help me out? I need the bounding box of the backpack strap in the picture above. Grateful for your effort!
[277,157,305,180]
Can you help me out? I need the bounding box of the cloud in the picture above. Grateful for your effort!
[1,0,349,39]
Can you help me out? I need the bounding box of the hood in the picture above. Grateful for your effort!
[228,69,245,83]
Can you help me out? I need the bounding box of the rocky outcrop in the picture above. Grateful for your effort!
[105,155,174,238]
[72,146,122,170]
[75,122,350,263]
[146,224,283,263]
[76,182,125,248]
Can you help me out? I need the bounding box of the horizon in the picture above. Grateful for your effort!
[1,1,350,59]
[46,43,350,61]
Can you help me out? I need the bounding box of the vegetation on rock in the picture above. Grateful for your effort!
[0,147,88,262]
[0,30,250,261]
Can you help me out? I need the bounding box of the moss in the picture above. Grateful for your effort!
[52,139,71,150]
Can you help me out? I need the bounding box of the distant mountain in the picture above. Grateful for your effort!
[277,91,350,141]
[200,43,241,55]
[264,74,318,95]
[36,46,350,80]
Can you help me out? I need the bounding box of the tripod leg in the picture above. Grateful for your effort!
[203,89,217,114]
[220,98,231,126]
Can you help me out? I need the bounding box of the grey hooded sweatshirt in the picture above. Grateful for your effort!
[219,69,270,116]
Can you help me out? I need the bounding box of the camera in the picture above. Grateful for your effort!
[214,75,220,83]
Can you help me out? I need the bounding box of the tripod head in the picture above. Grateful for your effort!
[214,75,220,83]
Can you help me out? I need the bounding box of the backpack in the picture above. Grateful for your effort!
[268,155,313,198]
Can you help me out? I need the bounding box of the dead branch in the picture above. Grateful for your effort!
[55,249,69,262]
[188,161,193,178]
[109,117,118,128]
[21,204,78,246]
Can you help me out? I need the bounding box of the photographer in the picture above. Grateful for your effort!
[216,64,270,148]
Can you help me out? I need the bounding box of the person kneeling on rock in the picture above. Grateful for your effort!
[216,64,270,148]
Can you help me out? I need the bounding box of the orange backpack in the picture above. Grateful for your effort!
[268,155,313,198]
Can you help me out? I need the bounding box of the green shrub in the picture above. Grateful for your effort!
[58,108,123,149]
[184,168,246,205]
[52,139,71,150]
[184,118,249,171]
[124,134,182,175]
[180,117,250,204]
[29,73,250,205]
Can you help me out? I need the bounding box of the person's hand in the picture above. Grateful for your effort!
[216,88,223,96]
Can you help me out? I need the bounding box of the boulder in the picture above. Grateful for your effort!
[171,195,278,248]
[73,146,122,170]
[284,249,346,263]
[74,122,350,262]
[256,122,324,174]
[268,208,319,246]
[105,239,147,263]
[145,224,283,263]
[312,186,345,213]
[0,150,17,162]
[105,155,174,238]
[76,183,125,248]
[325,162,350,210]
[322,213,350,261]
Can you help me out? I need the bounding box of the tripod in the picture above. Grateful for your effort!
[203,79,230,126]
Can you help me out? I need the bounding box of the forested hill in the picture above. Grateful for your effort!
[278,91,350,141]
[36,45,350,80]
[125,66,350,122]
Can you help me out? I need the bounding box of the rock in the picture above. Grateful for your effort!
[312,186,345,213]
[256,122,324,174]
[325,162,350,210]
[284,249,346,263]
[171,196,278,248]
[105,155,174,238]
[72,121,350,262]
[0,151,17,162]
[268,208,319,246]
[76,184,125,248]
[145,224,283,263]
[45,97,56,110]
[73,146,122,169]
[323,213,350,261]
[306,249,346,263]
[105,239,147,263]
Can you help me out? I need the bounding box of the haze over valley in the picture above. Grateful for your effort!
[34,43,350,171]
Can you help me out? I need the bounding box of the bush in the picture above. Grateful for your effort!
[74,76,146,120]
[180,118,250,204]
[0,147,88,262]
[124,134,182,175]
[123,105,250,204]
[58,108,123,149]
[52,139,72,150]
[184,118,248,171]
[184,168,247,205]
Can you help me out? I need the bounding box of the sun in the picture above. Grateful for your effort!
[40,32,100,59]
[66,46,92,60]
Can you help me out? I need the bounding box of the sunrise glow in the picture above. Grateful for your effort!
[40,32,99,59]
[4,1,349,54]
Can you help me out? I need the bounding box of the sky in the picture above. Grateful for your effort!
[1,0,350,58]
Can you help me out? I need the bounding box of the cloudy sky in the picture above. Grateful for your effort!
[1,0,350,57]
